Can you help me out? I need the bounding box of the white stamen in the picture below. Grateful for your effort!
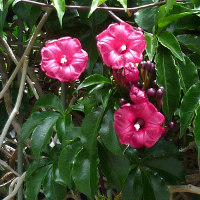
[61,56,67,64]
[134,123,140,131]
[121,44,127,52]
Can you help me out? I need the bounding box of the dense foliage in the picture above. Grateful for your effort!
[0,0,200,200]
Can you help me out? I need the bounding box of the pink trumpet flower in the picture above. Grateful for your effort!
[114,102,165,148]
[97,22,146,69]
[41,37,88,82]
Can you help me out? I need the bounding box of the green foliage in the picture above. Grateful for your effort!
[155,47,180,120]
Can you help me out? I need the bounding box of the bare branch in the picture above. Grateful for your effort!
[0,159,19,177]
[0,56,29,148]
[168,184,200,195]
[0,8,52,99]
[19,0,185,12]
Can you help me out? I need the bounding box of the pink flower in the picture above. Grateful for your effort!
[129,86,147,104]
[41,37,88,82]
[113,62,139,86]
[96,22,146,69]
[113,102,165,148]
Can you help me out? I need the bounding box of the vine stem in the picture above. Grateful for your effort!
[19,0,185,11]
[0,8,52,99]
[0,56,28,148]
[3,172,26,200]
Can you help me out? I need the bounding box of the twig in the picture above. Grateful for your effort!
[180,141,196,152]
[0,178,15,188]
[19,0,185,12]
[0,8,52,99]
[168,184,200,195]
[26,75,39,99]
[0,159,19,177]
[102,3,124,23]
[3,172,26,200]
[0,56,29,148]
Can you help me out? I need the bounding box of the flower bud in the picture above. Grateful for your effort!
[147,88,156,97]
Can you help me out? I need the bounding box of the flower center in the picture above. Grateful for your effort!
[134,118,145,131]
[119,44,127,53]
[60,55,68,65]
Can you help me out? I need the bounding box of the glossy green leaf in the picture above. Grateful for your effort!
[25,165,51,200]
[145,33,158,61]
[99,109,123,156]
[135,6,158,32]
[157,31,184,61]
[0,0,14,35]
[56,114,72,142]
[180,81,200,137]
[43,167,66,200]
[144,140,180,158]
[51,0,65,26]
[117,0,127,12]
[0,0,3,11]
[13,1,41,28]
[142,170,169,200]
[31,115,59,159]
[21,111,59,144]
[98,142,130,188]
[155,47,180,120]
[189,54,200,69]
[76,74,110,92]
[33,94,64,114]
[58,141,82,188]
[81,106,104,155]
[176,34,200,54]
[122,168,143,200]
[88,0,107,17]
[144,157,185,183]
[194,106,200,161]
[72,148,98,199]
[26,158,51,179]
[176,55,199,93]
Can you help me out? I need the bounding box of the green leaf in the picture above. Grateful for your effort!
[34,94,64,114]
[81,106,104,155]
[135,6,158,32]
[144,140,180,158]
[194,106,200,161]
[72,148,98,199]
[117,0,127,12]
[51,0,66,26]
[26,158,51,179]
[31,115,59,159]
[0,0,14,35]
[180,81,200,137]
[88,0,107,17]
[43,167,66,200]
[176,34,200,54]
[144,157,185,183]
[98,142,130,188]
[99,109,123,156]
[0,0,3,11]
[145,33,158,61]
[157,31,184,61]
[155,47,180,120]
[13,1,41,28]
[25,165,51,200]
[166,0,175,13]
[176,55,199,93]
[21,111,59,144]
[142,170,169,200]
[58,141,82,188]
[76,74,110,92]
[56,114,72,142]
[122,168,143,200]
